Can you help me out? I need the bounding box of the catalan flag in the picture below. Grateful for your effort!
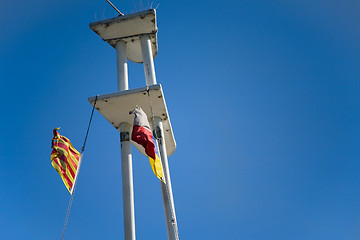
[130,106,164,182]
[51,128,81,193]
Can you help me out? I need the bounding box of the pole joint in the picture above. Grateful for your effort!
[153,126,162,139]
[120,132,130,142]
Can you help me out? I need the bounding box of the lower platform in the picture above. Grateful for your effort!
[88,84,176,156]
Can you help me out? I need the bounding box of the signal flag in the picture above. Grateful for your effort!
[130,106,164,182]
[51,128,81,193]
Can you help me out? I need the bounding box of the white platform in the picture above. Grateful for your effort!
[88,84,176,156]
[89,9,158,63]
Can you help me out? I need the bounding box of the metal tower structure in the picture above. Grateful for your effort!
[88,9,179,240]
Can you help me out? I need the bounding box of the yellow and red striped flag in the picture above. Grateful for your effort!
[51,128,81,193]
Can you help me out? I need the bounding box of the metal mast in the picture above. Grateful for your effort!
[89,9,179,240]
[116,39,136,240]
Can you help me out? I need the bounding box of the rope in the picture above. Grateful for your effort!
[81,95,98,153]
[60,95,98,240]
[146,87,179,240]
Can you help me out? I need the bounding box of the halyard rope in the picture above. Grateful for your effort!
[60,95,98,240]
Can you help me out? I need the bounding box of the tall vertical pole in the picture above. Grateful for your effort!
[116,40,129,91]
[119,123,136,240]
[140,34,179,240]
[140,35,157,86]
[116,40,136,240]
[154,117,179,240]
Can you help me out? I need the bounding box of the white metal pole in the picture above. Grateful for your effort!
[154,117,179,240]
[120,123,136,240]
[140,35,157,86]
[116,40,136,240]
[116,40,129,91]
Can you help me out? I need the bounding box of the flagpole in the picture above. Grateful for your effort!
[140,34,179,240]
[140,35,157,86]
[154,117,179,240]
[116,40,136,240]
[119,122,136,240]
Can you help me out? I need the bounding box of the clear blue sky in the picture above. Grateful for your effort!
[1,0,359,239]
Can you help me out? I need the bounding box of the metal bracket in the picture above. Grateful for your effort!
[153,126,162,139]
[120,132,130,142]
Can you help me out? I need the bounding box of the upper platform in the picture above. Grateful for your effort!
[89,9,158,63]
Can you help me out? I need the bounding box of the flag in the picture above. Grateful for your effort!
[130,106,164,182]
[51,128,81,193]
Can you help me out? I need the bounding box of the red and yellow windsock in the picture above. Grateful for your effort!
[51,128,81,193]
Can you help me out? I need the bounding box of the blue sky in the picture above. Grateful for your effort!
[1,0,359,239]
